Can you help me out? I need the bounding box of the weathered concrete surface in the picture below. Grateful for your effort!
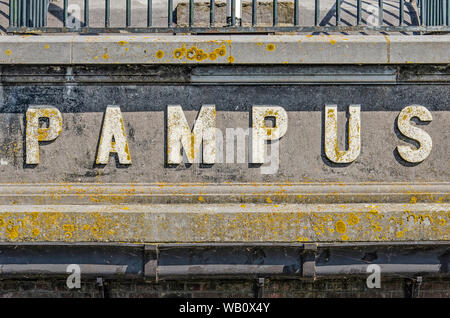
[0,35,72,64]
[0,202,448,242]
[389,35,450,64]
[0,36,448,244]
[1,35,450,64]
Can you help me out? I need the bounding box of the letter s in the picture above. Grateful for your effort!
[396,105,433,163]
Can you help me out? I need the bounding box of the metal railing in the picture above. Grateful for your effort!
[8,0,450,33]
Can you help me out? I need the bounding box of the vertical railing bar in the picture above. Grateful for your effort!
[336,0,340,26]
[446,0,449,26]
[168,0,173,27]
[357,0,361,25]
[27,0,31,26]
[378,0,383,25]
[9,0,14,27]
[16,0,20,27]
[38,0,41,27]
[294,0,299,26]
[189,0,194,27]
[12,0,17,27]
[42,0,45,27]
[105,0,110,27]
[315,0,319,25]
[36,0,39,27]
[85,0,89,27]
[30,0,34,27]
[20,0,24,27]
[437,0,440,25]
[39,0,42,27]
[399,0,404,25]
[32,0,35,27]
[147,0,152,26]
[210,0,215,27]
[126,0,131,27]
[252,0,257,26]
[43,0,48,26]
[63,0,68,27]
[433,0,435,24]
[273,0,278,26]
[419,0,422,25]
[231,0,236,26]
[447,0,449,26]
[437,0,440,24]
[9,0,16,27]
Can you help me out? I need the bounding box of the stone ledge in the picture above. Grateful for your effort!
[0,35,449,64]
[0,183,447,243]
[0,203,448,242]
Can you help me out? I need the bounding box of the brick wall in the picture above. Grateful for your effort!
[0,278,448,298]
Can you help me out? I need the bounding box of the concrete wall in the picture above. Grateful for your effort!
[0,34,448,297]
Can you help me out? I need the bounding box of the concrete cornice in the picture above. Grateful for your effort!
[0,35,449,65]
[0,182,447,243]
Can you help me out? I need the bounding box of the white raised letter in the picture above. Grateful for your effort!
[397,105,433,163]
[251,106,288,164]
[324,105,361,163]
[26,106,63,165]
[96,106,131,165]
[167,105,216,164]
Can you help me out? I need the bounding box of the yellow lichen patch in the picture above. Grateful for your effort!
[208,52,217,60]
[347,214,359,226]
[266,197,272,204]
[195,49,208,61]
[173,47,185,59]
[32,228,40,237]
[396,231,404,238]
[62,224,74,232]
[102,53,109,59]
[118,41,129,46]
[257,42,263,46]
[341,234,349,240]
[266,43,276,51]
[369,207,379,215]
[329,39,337,45]
[410,196,417,204]
[44,44,50,49]
[94,56,98,60]
[186,47,198,60]
[335,220,347,233]
[227,56,235,63]
[215,45,227,57]
[156,50,165,59]
[198,196,205,202]
[5,49,12,56]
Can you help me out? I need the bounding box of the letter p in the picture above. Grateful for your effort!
[26,106,63,165]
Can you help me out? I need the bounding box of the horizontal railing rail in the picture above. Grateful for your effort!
[7,0,450,33]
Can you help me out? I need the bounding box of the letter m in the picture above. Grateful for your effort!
[167,105,216,164]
